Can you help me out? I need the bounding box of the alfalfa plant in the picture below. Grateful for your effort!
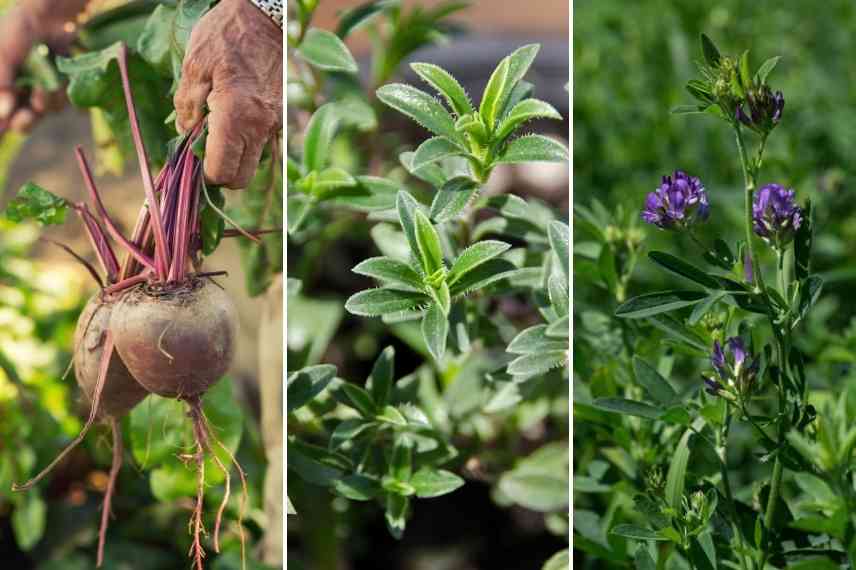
[584,34,846,570]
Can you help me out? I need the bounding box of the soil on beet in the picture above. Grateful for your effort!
[110,277,238,398]
[74,294,149,418]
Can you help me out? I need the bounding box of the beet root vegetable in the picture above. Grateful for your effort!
[110,278,238,399]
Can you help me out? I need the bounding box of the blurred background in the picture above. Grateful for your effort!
[287,1,569,569]
[574,1,856,567]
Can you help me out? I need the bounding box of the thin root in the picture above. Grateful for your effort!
[96,418,123,567]
[12,332,114,492]
[187,397,208,570]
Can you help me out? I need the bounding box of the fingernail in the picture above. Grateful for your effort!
[0,93,14,119]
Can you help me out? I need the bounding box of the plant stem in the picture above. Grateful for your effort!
[719,411,751,570]
[734,126,767,298]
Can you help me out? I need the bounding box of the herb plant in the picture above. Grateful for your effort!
[287,2,569,568]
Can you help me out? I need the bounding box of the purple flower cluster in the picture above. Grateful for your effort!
[641,171,709,230]
[752,183,803,248]
[737,86,784,133]
[704,337,759,398]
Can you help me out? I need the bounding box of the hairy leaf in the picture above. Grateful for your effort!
[298,28,359,73]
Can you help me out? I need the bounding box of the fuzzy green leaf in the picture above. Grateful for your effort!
[312,167,357,199]
[496,134,569,164]
[332,175,399,212]
[396,190,423,262]
[507,324,567,355]
[507,351,567,376]
[412,136,466,172]
[632,357,678,405]
[421,302,448,361]
[549,221,570,283]
[353,257,424,291]
[448,258,517,297]
[341,382,377,417]
[495,98,561,142]
[336,0,397,38]
[377,83,459,140]
[548,273,569,317]
[298,28,358,73]
[411,61,474,117]
[546,315,569,338]
[414,209,445,275]
[479,44,540,130]
[345,288,428,316]
[448,240,511,285]
[430,176,480,222]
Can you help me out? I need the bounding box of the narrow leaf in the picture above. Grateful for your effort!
[615,290,707,319]
[377,83,459,140]
[410,61,474,117]
[421,302,448,361]
[412,136,466,171]
[495,98,561,142]
[430,176,481,222]
[479,56,510,130]
[665,429,692,509]
[632,356,678,405]
[447,240,511,285]
[649,251,720,289]
[303,103,339,172]
[345,288,428,316]
[593,397,663,420]
[410,468,464,498]
[353,257,424,291]
[368,346,395,406]
[414,209,445,275]
[496,134,569,164]
[287,364,337,413]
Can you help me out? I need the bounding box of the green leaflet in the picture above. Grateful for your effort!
[496,134,569,164]
[422,302,449,361]
[377,83,460,141]
[411,61,474,117]
[298,28,359,73]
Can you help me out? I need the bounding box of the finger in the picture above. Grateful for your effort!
[203,99,244,187]
[0,90,15,121]
[29,89,48,114]
[231,136,267,190]
[9,108,36,133]
[174,79,211,134]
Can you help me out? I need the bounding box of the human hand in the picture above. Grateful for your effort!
[175,0,283,189]
[0,0,84,133]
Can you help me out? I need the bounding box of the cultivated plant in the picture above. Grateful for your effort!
[578,35,843,570]
[287,2,569,568]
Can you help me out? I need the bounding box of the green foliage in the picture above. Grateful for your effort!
[288,4,568,566]
[5,183,70,225]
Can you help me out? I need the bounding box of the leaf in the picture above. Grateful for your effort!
[496,134,569,164]
[700,33,721,67]
[794,200,812,280]
[421,302,449,361]
[336,0,398,38]
[297,28,358,73]
[353,257,424,292]
[755,55,781,84]
[611,524,668,541]
[634,546,656,570]
[330,418,375,448]
[430,176,481,222]
[287,364,337,413]
[549,221,570,283]
[632,357,678,404]
[302,103,339,172]
[447,240,511,285]
[341,382,377,417]
[448,258,518,297]
[615,290,707,319]
[400,150,447,188]
[507,324,567,355]
[333,175,399,211]
[665,429,692,510]
[542,550,570,570]
[479,56,510,130]
[345,288,428,316]
[385,493,409,538]
[549,273,570,317]
[480,44,540,129]
[333,474,381,501]
[647,314,708,352]
[593,397,662,419]
[508,351,567,376]
[648,251,720,289]
[546,315,569,338]
[410,62,474,117]
[396,190,423,262]
[414,209,445,276]
[498,462,568,512]
[495,98,562,142]
[412,136,466,172]
[368,346,396,407]
[5,183,70,225]
[410,468,465,498]
[12,492,46,551]
[287,438,349,487]
[377,83,459,140]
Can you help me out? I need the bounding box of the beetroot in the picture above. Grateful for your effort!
[110,278,237,398]
[74,294,148,417]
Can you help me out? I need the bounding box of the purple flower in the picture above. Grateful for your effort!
[707,337,759,398]
[736,86,784,133]
[641,171,710,230]
[753,183,803,248]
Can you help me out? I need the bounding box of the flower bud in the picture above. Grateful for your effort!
[752,183,803,249]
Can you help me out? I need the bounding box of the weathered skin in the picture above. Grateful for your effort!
[74,294,148,418]
[110,278,237,398]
